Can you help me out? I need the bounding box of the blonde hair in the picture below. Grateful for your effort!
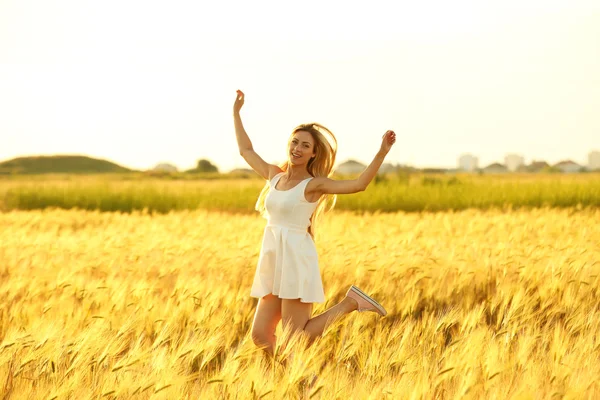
[255,122,338,238]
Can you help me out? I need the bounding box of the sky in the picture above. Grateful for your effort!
[1,0,599,172]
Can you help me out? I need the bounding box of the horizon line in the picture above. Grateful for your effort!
[2,151,600,172]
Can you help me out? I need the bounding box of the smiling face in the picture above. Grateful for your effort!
[288,130,316,166]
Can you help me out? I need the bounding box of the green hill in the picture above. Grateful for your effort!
[0,155,134,174]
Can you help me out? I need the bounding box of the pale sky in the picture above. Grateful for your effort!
[1,0,599,171]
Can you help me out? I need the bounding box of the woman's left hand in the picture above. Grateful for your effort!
[380,130,396,154]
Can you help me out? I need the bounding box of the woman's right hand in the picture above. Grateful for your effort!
[233,90,245,113]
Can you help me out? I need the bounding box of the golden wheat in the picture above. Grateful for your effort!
[1,208,599,399]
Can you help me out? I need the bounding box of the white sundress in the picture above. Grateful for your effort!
[250,172,325,303]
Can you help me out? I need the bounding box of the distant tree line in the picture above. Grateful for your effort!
[190,159,219,173]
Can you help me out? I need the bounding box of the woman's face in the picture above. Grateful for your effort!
[288,130,315,166]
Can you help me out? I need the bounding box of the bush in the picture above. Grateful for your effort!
[195,159,219,173]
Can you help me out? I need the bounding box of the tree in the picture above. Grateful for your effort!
[196,159,219,173]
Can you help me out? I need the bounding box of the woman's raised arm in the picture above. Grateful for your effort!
[311,130,396,195]
[233,90,281,180]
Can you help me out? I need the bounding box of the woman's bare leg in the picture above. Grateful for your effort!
[280,299,313,357]
[282,296,358,343]
[251,294,282,356]
[303,297,357,339]
[281,299,313,335]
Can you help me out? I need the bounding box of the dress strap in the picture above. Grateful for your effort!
[297,177,315,203]
[269,172,284,187]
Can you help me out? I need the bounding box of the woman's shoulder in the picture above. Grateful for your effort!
[267,167,284,181]
[306,175,330,191]
[308,175,330,184]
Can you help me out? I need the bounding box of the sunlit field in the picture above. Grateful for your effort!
[2,207,599,399]
[1,173,600,213]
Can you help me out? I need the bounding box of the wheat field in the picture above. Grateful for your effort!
[1,208,599,399]
[3,173,600,214]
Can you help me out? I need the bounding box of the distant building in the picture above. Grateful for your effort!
[526,160,549,173]
[482,163,508,174]
[335,160,366,175]
[153,163,178,173]
[504,154,525,172]
[589,151,600,170]
[554,160,581,173]
[458,154,479,172]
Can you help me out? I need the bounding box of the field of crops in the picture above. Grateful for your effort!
[1,206,599,399]
[1,173,599,214]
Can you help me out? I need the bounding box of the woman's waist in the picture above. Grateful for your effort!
[265,220,310,233]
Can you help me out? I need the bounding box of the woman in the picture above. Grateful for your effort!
[233,90,396,355]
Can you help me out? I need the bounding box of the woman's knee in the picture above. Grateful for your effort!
[281,316,308,334]
[251,326,274,347]
[281,299,312,333]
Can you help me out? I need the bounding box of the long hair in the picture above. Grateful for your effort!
[255,122,338,239]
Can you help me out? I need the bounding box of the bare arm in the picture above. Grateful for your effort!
[311,130,396,195]
[233,90,281,180]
